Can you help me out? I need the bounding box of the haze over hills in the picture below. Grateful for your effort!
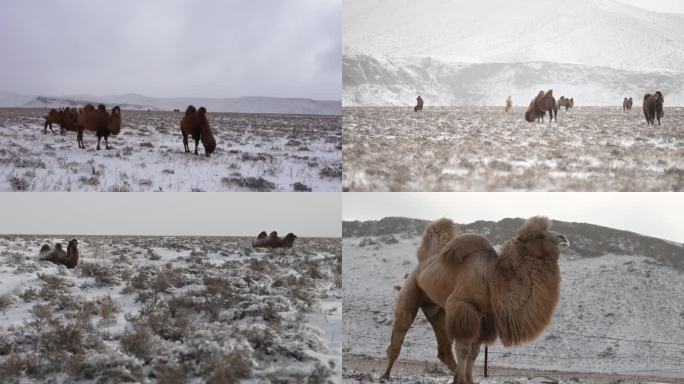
[342,216,684,271]
[343,0,684,106]
[0,92,342,115]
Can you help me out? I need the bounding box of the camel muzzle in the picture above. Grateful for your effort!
[557,234,570,247]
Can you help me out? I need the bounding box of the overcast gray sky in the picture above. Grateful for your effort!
[343,193,684,243]
[0,0,340,100]
[0,193,341,237]
[615,0,684,13]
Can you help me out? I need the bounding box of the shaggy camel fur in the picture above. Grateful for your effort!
[558,96,574,111]
[252,231,298,248]
[414,96,424,112]
[623,97,633,111]
[525,99,545,123]
[382,217,569,384]
[643,91,664,125]
[505,96,513,113]
[180,105,216,156]
[40,239,80,269]
[534,90,558,122]
[76,104,122,149]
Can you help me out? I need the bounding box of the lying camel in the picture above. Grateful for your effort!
[39,239,80,269]
[252,231,297,248]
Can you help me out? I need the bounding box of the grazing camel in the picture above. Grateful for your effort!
[76,104,122,149]
[414,96,424,112]
[505,96,513,113]
[180,105,216,156]
[643,91,664,125]
[40,239,80,269]
[525,99,545,123]
[382,216,569,384]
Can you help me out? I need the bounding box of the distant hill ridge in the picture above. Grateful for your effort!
[342,217,684,271]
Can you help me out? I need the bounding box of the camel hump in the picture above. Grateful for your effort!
[112,106,121,114]
[197,107,207,115]
[97,104,107,111]
[644,94,651,101]
[185,105,196,115]
[439,233,496,266]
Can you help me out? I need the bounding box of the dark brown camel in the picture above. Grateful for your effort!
[252,231,297,248]
[180,105,216,156]
[414,96,424,112]
[534,90,557,122]
[643,91,664,125]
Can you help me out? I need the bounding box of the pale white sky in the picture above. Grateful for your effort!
[0,193,341,237]
[615,0,684,13]
[343,193,684,243]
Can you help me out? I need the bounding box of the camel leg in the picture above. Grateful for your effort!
[421,303,457,374]
[96,136,102,150]
[77,131,84,149]
[381,276,423,381]
[445,298,481,384]
[465,342,481,384]
[194,139,199,155]
[105,136,110,150]
[183,136,189,153]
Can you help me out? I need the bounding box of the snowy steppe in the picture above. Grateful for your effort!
[343,0,684,106]
[342,217,684,383]
[342,106,683,191]
[0,108,341,192]
[0,235,342,383]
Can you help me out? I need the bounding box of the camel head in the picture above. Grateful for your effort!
[109,106,122,135]
[514,216,569,261]
[654,91,664,102]
[416,218,459,262]
[67,239,79,254]
[284,233,297,243]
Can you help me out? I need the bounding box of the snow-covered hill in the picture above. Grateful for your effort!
[0,92,342,115]
[343,0,684,106]
[343,0,684,72]
[343,54,684,106]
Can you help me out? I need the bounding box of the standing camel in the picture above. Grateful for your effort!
[505,96,513,113]
[381,216,569,384]
[414,96,424,112]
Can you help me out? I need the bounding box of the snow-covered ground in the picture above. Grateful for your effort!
[342,106,684,191]
[0,235,342,383]
[0,108,341,191]
[342,231,684,382]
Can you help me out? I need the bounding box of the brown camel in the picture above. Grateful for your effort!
[44,108,78,134]
[43,109,65,134]
[76,104,122,149]
[382,216,569,384]
[252,231,297,248]
[505,96,513,113]
[534,89,558,122]
[524,99,545,123]
[414,96,424,112]
[558,96,574,111]
[40,239,80,269]
[643,91,664,125]
[623,97,633,111]
[180,105,216,156]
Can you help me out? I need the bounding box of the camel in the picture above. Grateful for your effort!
[524,99,545,123]
[623,97,633,111]
[43,109,65,134]
[505,96,513,113]
[180,105,216,156]
[643,91,664,125]
[39,239,80,269]
[252,231,297,248]
[533,90,557,122]
[558,96,574,111]
[382,216,569,384]
[414,96,424,112]
[76,104,122,149]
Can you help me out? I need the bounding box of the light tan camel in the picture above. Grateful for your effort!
[382,216,569,384]
[505,96,513,113]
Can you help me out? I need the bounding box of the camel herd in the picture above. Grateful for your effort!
[42,104,217,155]
[382,216,569,384]
[412,90,667,126]
[251,231,298,249]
